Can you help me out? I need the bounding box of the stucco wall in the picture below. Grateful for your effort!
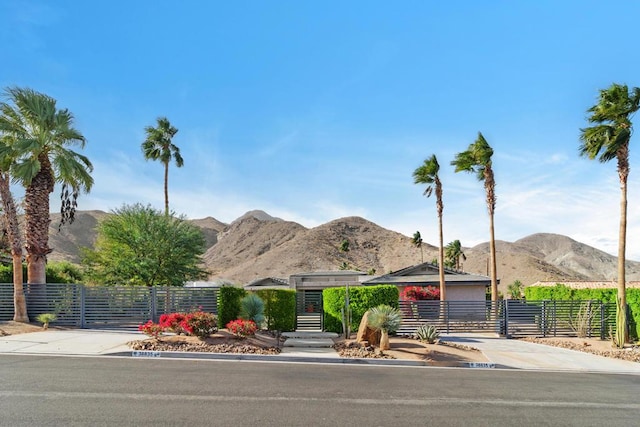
[445,285,486,301]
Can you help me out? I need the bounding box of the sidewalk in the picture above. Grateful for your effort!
[442,333,640,374]
[1,329,640,373]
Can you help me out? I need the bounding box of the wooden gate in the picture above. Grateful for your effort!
[296,290,323,330]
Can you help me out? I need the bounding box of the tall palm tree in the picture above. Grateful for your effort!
[413,155,446,301]
[0,135,27,321]
[579,83,640,347]
[451,133,498,301]
[0,87,93,285]
[142,117,183,216]
[411,231,424,263]
[445,239,466,270]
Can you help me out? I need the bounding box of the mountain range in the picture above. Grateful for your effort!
[44,209,640,291]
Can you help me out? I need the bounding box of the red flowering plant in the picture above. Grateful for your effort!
[182,311,218,339]
[226,319,257,338]
[138,320,165,339]
[159,312,187,335]
[400,286,440,301]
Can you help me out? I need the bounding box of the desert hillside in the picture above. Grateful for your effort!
[42,209,640,291]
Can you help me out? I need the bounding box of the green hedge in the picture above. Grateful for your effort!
[0,261,83,283]
[323,285,399,333]
[217,286,246,328]
[525,284,639,339]
[255,289,296,332]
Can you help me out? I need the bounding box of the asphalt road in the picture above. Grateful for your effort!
[0,355,639,426]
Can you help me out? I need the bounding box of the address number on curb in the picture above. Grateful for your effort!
[467,362,496,369]
[132,351,161,358]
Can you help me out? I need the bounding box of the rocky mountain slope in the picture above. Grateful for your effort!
[42,210,640,290]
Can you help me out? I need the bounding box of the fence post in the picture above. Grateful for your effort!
[446,301,450,334]
[80,285,86,329]
[151,287,157,323]
[503,300,509,338]
[599,301,605,340]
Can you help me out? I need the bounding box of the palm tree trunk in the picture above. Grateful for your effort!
[437,213,446,301]
[25,158,54,284]
[616,157,628,346]
[164,161,169,216]
[488,212,498,301]
[0,173,28,322]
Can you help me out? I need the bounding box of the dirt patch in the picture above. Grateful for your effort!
[0,321,47,336]
[520,336,640,363]
[333,336,489,367]
[128,330,282,355]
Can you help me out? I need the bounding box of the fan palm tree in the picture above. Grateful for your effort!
[445,239,466,270]
[411,231,423,263]
[413,154,446,300]
[0,145,27,321]
[451,133,498,301]
[142,117,183,216]
[579,83,640,347]
[0,87,93,284]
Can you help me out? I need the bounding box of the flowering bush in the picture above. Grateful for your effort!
[138,320,164,339]
[226,319,257,338]
[182,311,218,339]
[159,312,187,335]
[400,286,440,301]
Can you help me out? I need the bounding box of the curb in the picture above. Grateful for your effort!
[116,350,431,366]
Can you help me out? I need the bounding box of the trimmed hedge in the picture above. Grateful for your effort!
[217,286,246,329]
[255,289,296,332]
[0,261,83,284]
[525,284,639,339]
[323,285,399,334]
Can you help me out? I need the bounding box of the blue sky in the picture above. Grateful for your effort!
[2,1,640,259]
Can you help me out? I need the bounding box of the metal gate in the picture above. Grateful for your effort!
[296,290,323,330]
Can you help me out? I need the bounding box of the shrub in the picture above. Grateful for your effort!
[400,286,440,301]
[323,285,398,333]
[255,289,296,331]
[240,293,265,326]
[138,320,164,339]
[217,286,246,328]
[182,311,218,339]
[36,313,57,329]
[367,305,402,334]
[226,319,257,338]
[159,312,187,335]
[414,324,439,343]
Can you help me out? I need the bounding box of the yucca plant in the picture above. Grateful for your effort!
[414,324,439,344]
[367,304,402,350]
[36,313,57,330]
[240,293,265,327]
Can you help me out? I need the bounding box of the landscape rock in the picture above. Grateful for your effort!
[356,311,381,346]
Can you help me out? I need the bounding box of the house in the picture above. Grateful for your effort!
[363,262,493,301]
[244,277,290,291]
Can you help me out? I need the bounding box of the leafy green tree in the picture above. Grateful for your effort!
[0,87,93,285]
[413,154,446,300]
[82,204,208,286]
[142,117,183,215]
[411,231,424,263]
[579,83,640,346]
[452,133,498,301]
[445,239,466,270]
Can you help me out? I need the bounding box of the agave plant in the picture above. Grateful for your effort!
[240,294,265,327]
[367,305,402,350]
[414,324,439,344]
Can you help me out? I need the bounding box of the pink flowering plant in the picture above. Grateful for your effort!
[138,320,165,339]
[226,319,257,338]
[159,312,187,335]
[182,311,218,339]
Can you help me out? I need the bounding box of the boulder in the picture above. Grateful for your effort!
[356,311,381,346]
